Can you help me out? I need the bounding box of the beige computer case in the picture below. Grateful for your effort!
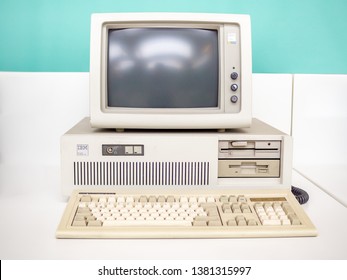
[61,118,292,195]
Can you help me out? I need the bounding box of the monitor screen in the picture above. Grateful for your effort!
[107,28,219,108]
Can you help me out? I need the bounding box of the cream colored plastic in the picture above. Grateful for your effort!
[89,13,252,129]
[60,118,292,195]
[56,188,317,238]
[218,160,280,178]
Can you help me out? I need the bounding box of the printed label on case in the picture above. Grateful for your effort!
[77,144,89,156]
[227,33,237,44]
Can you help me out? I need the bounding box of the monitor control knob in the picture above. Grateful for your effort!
[230,95,238,103]
[230,72,238,80]
[231,84,238,91]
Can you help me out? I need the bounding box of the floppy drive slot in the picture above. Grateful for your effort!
[218,160,280,178]
[218,141,281,159]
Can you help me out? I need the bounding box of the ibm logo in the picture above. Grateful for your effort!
[77,144,89,156]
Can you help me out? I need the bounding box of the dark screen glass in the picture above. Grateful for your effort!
[107,28,219,108]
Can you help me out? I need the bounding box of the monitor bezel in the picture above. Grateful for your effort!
[100,23,224,114]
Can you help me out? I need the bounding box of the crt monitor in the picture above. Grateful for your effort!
[89,13,252,129]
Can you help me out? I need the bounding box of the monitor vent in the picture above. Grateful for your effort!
[73,161,210,186]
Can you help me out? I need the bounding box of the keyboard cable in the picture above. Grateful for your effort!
[291,186,310,205]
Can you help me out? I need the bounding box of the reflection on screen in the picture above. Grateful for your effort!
[107,28,219,108]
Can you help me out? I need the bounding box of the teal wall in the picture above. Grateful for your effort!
[1,0,347,73]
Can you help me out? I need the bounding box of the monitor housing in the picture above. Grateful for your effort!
[90,13,252,129]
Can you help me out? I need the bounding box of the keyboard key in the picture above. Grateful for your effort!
[72,220,87,226]
[126,196,134,203]
[143,219,186,226]
[99,197,107,203]
[198,197,206,203]
[231,203,241,213]
[88,220,102,226]
[288,214,301,225]
[80,196,92,202]
[208,220,222,226]
[282,203,295,215]
[281,219,291,225]
[262,219,281,226]
[193,220,207,226]
[74,214,86,221]
[227,219,237,226]
[248,219,257,226]
[238,220,247,226]
[236,216,247,226]
[222,203,231,213]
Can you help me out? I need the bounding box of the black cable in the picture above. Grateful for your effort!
[291,186,309,205]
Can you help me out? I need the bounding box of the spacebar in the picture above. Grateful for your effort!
[103,220,192,227]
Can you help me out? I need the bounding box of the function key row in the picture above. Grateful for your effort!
[79,195,248,204]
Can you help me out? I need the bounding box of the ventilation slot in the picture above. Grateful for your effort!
[73,161,210,186]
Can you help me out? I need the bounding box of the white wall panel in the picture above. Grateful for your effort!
[0,72,89,166]
[292,74,347,206]
[252,74,293,135]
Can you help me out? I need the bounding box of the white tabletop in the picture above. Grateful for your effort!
[0,165,346,260]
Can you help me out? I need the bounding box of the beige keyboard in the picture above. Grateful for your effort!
[56,189,317,238]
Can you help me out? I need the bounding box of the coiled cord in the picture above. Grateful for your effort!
[291,186,309,205]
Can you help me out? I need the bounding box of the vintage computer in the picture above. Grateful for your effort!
[56,13,316,238]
